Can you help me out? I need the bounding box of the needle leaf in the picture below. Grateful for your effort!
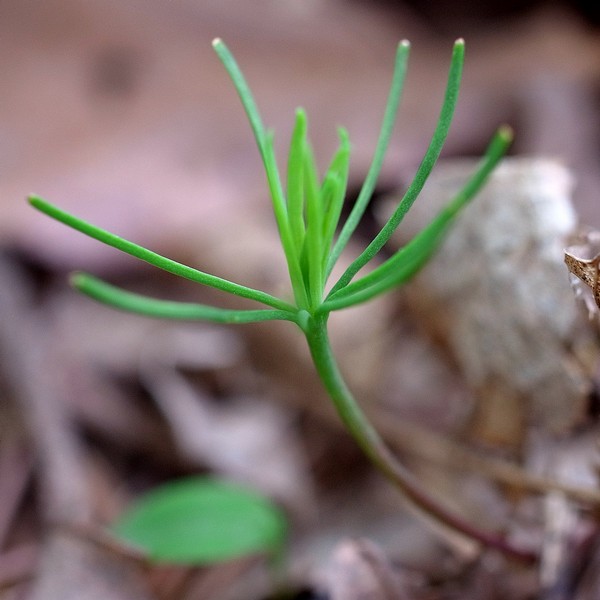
[322,125,512,312]
[28,195,294,312]
[72,272,298,324]
[326,40,410,276]
[329,39,465,296]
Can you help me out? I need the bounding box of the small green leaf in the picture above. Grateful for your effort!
[287,109,307,251]
[319,172,342,269]
[262,132,308,309]
[321,128,351,260]
[112,476,288,565]
[303,141,324,308]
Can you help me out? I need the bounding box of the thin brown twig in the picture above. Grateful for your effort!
[373,407,600,507]
[275,371,600,508]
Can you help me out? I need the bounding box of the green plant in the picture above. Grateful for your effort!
[30,38,528,560]
[112,476,287,566]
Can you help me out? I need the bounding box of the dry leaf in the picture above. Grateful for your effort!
[381,158,599,440]
[565,229,600,318]
[319,538,410,600]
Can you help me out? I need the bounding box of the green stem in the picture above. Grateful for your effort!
[304,314,535,563]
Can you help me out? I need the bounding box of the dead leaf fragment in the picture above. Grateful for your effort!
[565,229,600,317]
[319,538,410,600]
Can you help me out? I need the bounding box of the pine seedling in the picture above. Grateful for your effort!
[30,38,528,560]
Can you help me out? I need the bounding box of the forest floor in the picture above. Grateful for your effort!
[1,1,600,598]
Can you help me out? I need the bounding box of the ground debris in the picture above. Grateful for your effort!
[2,1,600,598]
[383,158,599,442]
[315,538,411,600]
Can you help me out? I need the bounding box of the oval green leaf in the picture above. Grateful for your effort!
[112,476,288,565]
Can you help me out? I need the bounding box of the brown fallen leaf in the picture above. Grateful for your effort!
[565,229,600,318]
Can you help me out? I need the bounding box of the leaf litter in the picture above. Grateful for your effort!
[3,1,600,598]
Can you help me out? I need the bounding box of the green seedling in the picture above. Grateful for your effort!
[112,476,287,566]
[30,38,528,560]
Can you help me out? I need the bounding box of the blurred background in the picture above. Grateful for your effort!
[3,0,600,262]
[1,1,600,599]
